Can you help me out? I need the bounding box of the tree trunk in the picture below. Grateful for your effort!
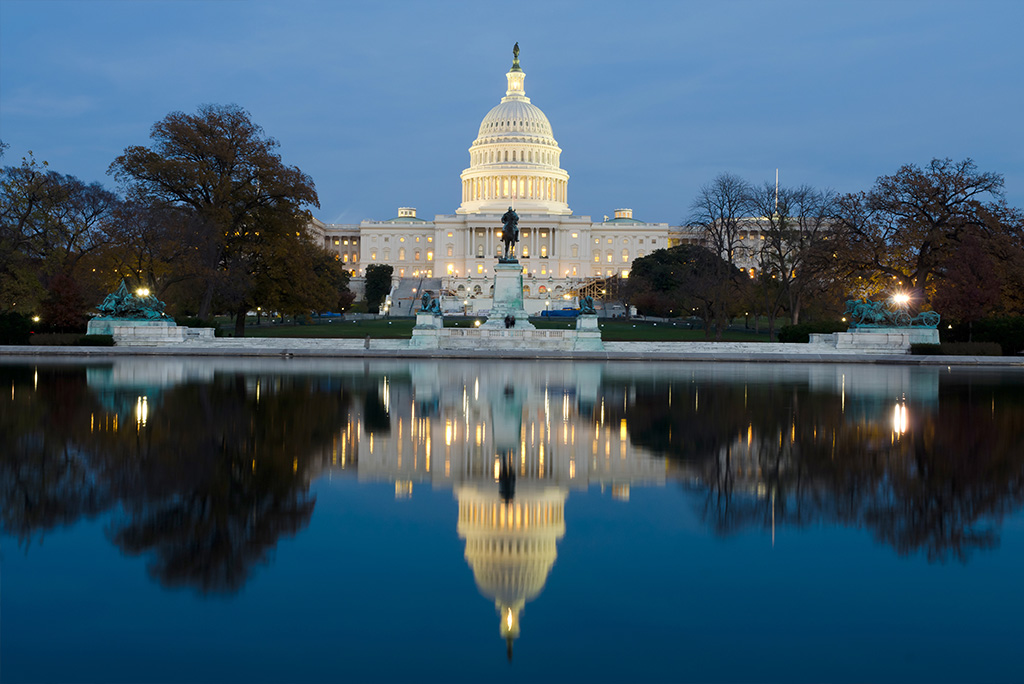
[234,307,246,338]
[198,281,215,320]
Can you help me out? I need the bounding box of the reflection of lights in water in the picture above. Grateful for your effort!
[619,419,627,441]
[506,608,513,630]
[382,376,390,409]
[893,402,908,435]
[494,458,500,480]
[34,368,38,391]
[446,420,453,446]
[135,396,148,428]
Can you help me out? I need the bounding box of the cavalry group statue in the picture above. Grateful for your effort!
[500,206,519,261]
[844,298,940,328]
[95,280,168,320]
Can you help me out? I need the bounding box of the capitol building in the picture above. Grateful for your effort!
[309,47,688,312]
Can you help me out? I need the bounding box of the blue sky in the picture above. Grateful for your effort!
[2,0,1022,226]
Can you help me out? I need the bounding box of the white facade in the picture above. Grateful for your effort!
[315,50,677,302]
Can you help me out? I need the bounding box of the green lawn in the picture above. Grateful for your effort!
[239,316,773,342]
[243,318,415,338]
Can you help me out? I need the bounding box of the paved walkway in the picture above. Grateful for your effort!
[2,338,1022,366]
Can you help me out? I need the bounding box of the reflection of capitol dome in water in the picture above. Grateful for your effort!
[456,483,567,658]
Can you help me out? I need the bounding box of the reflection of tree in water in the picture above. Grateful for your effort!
[0,366,113,544]
[605,375,1024,563]
[0,367,356,593]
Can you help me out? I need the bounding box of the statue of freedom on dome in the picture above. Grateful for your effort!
[500,206,519,261]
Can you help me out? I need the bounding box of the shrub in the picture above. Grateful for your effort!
[78,334,115,346]
[942,317,1024,355]
[0,312,32,345]
[778,320,847,343]
[910,342,1003,356]
[176,317,217,329]
[30,333,84,346]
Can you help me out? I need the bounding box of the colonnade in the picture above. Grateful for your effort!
[462,176,567,203]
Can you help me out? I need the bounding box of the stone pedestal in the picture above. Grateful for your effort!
[410,312,444,349]
[481,262,534,330]
[573,314,604,351]
[87,318,214,346]
[810,327,940,353]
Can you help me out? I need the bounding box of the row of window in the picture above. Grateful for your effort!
[472,148,556,165]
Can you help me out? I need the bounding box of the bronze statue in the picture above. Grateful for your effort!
[512,42,520,69]
[95,280,167,320]
[500,206,519,261]
[420,291,441,314]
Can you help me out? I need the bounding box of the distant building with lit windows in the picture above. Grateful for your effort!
[312,49,676,311]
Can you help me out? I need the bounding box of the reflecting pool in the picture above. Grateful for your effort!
[2,358,1024,683]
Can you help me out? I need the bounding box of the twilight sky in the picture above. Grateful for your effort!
[2,0,1022,226]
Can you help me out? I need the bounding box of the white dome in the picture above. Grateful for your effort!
[458,50,571,216]
[477,100,554,141]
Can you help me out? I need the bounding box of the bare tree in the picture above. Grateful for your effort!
[688,173,752,337]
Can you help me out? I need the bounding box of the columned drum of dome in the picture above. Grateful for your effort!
[457,48,571,216]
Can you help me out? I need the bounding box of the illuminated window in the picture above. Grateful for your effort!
[477,264,484,274]
[371,251,377,260]
[571,232,578,238]
[399,268,405,276]
[622,249,629,262]
[414,250,421,261]
[541,231,547,238]
[427,251,433,261]
[540,245,548,258]
[606,252,613,263]
[383,249,390,260]
[343,239,349,245]
[593,252,600,263]
[427,237,433,242]
[447,232,454,237]
[333,239,340,245]
[416,236,420,242]
[399,248,406,260]
[400,237,405,242]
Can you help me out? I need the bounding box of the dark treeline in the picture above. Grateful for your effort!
[0,105,354,337]
[625,159,1024,340]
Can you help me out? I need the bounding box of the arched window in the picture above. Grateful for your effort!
[398,248,405,261]
[622,249,629,262]
[538,285,547,294]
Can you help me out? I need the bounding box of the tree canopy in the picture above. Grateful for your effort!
[109,104,324,334]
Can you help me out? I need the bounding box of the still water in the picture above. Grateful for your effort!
[2,357,1023,683]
